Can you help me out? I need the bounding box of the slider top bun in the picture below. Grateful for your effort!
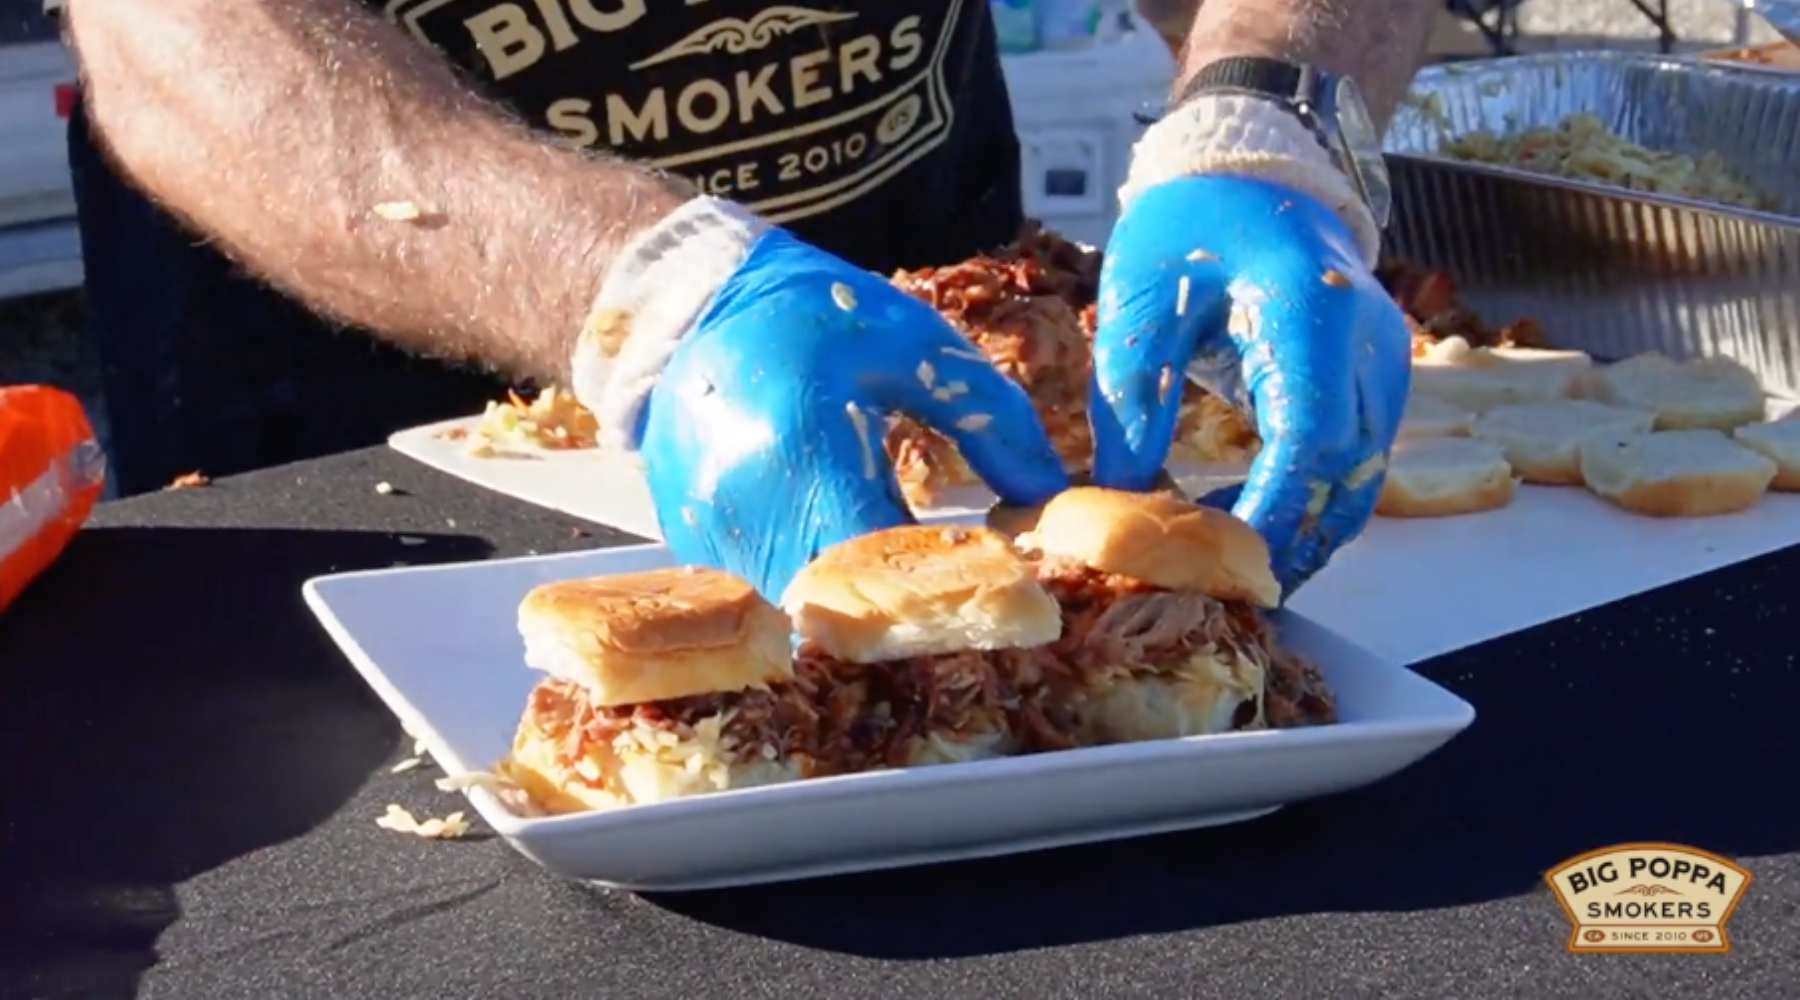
[987,469,1184,541]
[781,524,1062,664]
[1023,487,1282,608]
[517,567,793,707]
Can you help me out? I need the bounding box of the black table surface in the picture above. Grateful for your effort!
[2,447,1797,1000]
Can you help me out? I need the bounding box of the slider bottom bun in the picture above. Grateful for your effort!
[1073,649,1265,744]
[499,680,803,813]
[1376,438,1516,518]
[1396,394,1474,443]
[1577,354,1766,432]
[1733,419,1800,491]
[1472,399,1655,485]
[1579,430,1776,517]
[903,727,1011,767]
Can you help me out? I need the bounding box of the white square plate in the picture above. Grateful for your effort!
[303,544,1476,891]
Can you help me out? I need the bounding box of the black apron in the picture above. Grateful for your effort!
[71,0,1024,496]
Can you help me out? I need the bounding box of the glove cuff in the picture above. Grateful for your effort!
[1120,93,1381,266]
[573,196,770,453]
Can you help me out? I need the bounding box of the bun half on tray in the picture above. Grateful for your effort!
[500,567,815,813]
[1005,487,1336,745]
[1578,429,1776,517]
[1376,437,1516,518]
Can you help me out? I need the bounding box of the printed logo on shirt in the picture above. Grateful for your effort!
[382,0,962,224]
[1544,843,1752,953]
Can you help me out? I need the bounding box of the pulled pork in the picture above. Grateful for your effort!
[880,241,1557,505]
[1029,560,1338,740]
[795,646,1034,772]
[1376,259,1546,357]
[533,677,823,769]
[1039,560,1271,681]
[1265,648,1337,729]
[883,223,1258,506]
[886,225,1098,499]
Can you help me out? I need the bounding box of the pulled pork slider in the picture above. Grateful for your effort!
[781,525,1063,770]
[500,567,818,813]
[1012,487,1336,747]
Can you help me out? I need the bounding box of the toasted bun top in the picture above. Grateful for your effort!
[1021,487,1281,607]
[987,469,1185,541]
[780,525,1062,664]
[516,567,793,706]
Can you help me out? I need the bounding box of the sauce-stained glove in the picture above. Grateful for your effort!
[572,197,1069,600]
[1090,94,1411,598]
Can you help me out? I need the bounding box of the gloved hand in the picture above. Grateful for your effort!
[1090,95,1412,597]
[574,198,1068,600]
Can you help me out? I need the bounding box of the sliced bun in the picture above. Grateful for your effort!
[1578,429,1776,516]
[1733,419,1800,491]
[500,681,800,813]
[1410,337,1593,413]
[1577,353,1765,431]
[781,525,1062,664]
[1472,399,1656,485]
[1376,437,1517,518]
[1021,486,1280,607]
[1397,393,1474,442]
[516,567,793,707]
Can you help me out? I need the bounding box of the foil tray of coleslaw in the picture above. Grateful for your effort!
[1382,51,1800,398]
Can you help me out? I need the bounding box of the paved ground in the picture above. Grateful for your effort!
[1519,0,1775,49]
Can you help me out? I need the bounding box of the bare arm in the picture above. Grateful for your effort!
[1173,0,1439,129]
[66,0,694,383]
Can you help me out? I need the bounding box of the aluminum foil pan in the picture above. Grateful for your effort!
[1382,51,1800,397]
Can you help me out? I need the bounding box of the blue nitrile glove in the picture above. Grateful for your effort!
[1090,95,1411,597]
[573,198,1068,601]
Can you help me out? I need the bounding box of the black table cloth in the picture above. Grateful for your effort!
[2,447,1797,1000]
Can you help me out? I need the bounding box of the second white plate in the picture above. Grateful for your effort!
[391,417,1800,666]
[387,417,1249,538]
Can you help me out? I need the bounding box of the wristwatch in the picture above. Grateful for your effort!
[1143,56,1392,231]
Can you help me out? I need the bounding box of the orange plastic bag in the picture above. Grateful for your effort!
[0,385,105,614]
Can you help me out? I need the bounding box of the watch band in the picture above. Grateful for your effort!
[1135,57,1313,126]
[1174,56,1309,110]
[1132,54,1392,241]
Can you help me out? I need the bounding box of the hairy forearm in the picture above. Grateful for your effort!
[67,0,692,383]
[1175,0,1438,128]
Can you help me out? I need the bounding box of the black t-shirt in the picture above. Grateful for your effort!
[373,0,1024,271]
[69,1,1025,493]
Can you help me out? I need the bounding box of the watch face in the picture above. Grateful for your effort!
[1331,75,1393,230]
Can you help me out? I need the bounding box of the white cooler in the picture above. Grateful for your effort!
[1000,23,1177,247]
